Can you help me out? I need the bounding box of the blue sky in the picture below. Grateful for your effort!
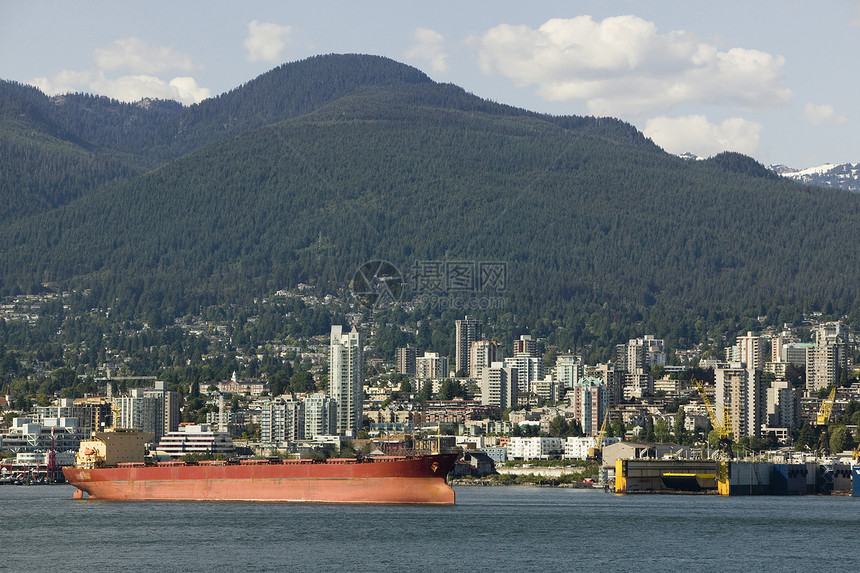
[1,1,858,168]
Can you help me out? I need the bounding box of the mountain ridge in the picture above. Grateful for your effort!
[3,54,860,348]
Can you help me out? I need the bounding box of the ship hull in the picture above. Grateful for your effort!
[63,454,457,504]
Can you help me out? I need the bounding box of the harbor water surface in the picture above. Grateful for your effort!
[4,484,858,572]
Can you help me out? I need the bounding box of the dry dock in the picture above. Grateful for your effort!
[615,459,855,496]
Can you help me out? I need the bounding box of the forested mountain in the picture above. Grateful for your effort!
[3,53,860,352]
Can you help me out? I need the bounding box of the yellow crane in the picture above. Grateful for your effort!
[694,378,733,455]
[587,409,610,461]
[816,386,837,426]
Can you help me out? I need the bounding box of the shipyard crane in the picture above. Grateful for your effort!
[694,378,733,458]
[816,386,837,426]
[587,409,610,461]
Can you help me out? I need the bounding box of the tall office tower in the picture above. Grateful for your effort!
[480,362,518,410]
[455,315,482,374]
[329,325,362,437]
[568,377,608,437]
[396,345,417,376]
[470,340,501,379]
[715,363,764,438]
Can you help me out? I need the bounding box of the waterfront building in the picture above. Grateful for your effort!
[303,392,337,438]
[144,381,180,442]
[0,416,87,454]
[260,397,305,443]
[506,436,564,460]
[329,325,363,437]
[455,316,482,375]
[155,424,234,458]
[563,436,621,460]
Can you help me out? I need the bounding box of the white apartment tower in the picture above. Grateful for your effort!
[714,363,764,438]
[329,325,362,437]
[416,352,449,379]
[470,340,501,380]
[480,362,518,410]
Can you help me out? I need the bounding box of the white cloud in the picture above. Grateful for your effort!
[91,74,211,105]
[244,20,292,63]
[405,28,449,74]
[29,38,210,105]
[31,69,100,95]
[478,15,791,117]
[95,37,194,74]
[643,115,763,157]
[802,102,847,125]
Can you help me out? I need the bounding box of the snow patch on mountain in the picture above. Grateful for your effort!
[769,162,860,193]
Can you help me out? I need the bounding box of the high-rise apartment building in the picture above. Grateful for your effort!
[730,331,768,371]
[616,335,666,374]
[714,363,764,438]
[304,392,337,437]
[144,381,180,442]
[554,354,582,389]
[470,340,501,380]
[260,397,305,443]
[480,362,518,410]
[503,354,544,394]
[568,376,608,437]
[329,325,362,437]
[455,316,482,375]
[416,352,449,379]
[513,335,539,357]
[396,345,417,376]
[113,389,160,437]
[806,322,850,392]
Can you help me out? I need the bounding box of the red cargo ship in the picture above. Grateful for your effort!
[63,429,457,504]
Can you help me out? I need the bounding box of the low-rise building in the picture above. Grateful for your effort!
[506,436,564,460]
[155,424,234,458]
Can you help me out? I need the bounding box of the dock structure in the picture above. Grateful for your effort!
[615,459,855,496]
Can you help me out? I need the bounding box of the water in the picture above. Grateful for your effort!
[3,485,859,572]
